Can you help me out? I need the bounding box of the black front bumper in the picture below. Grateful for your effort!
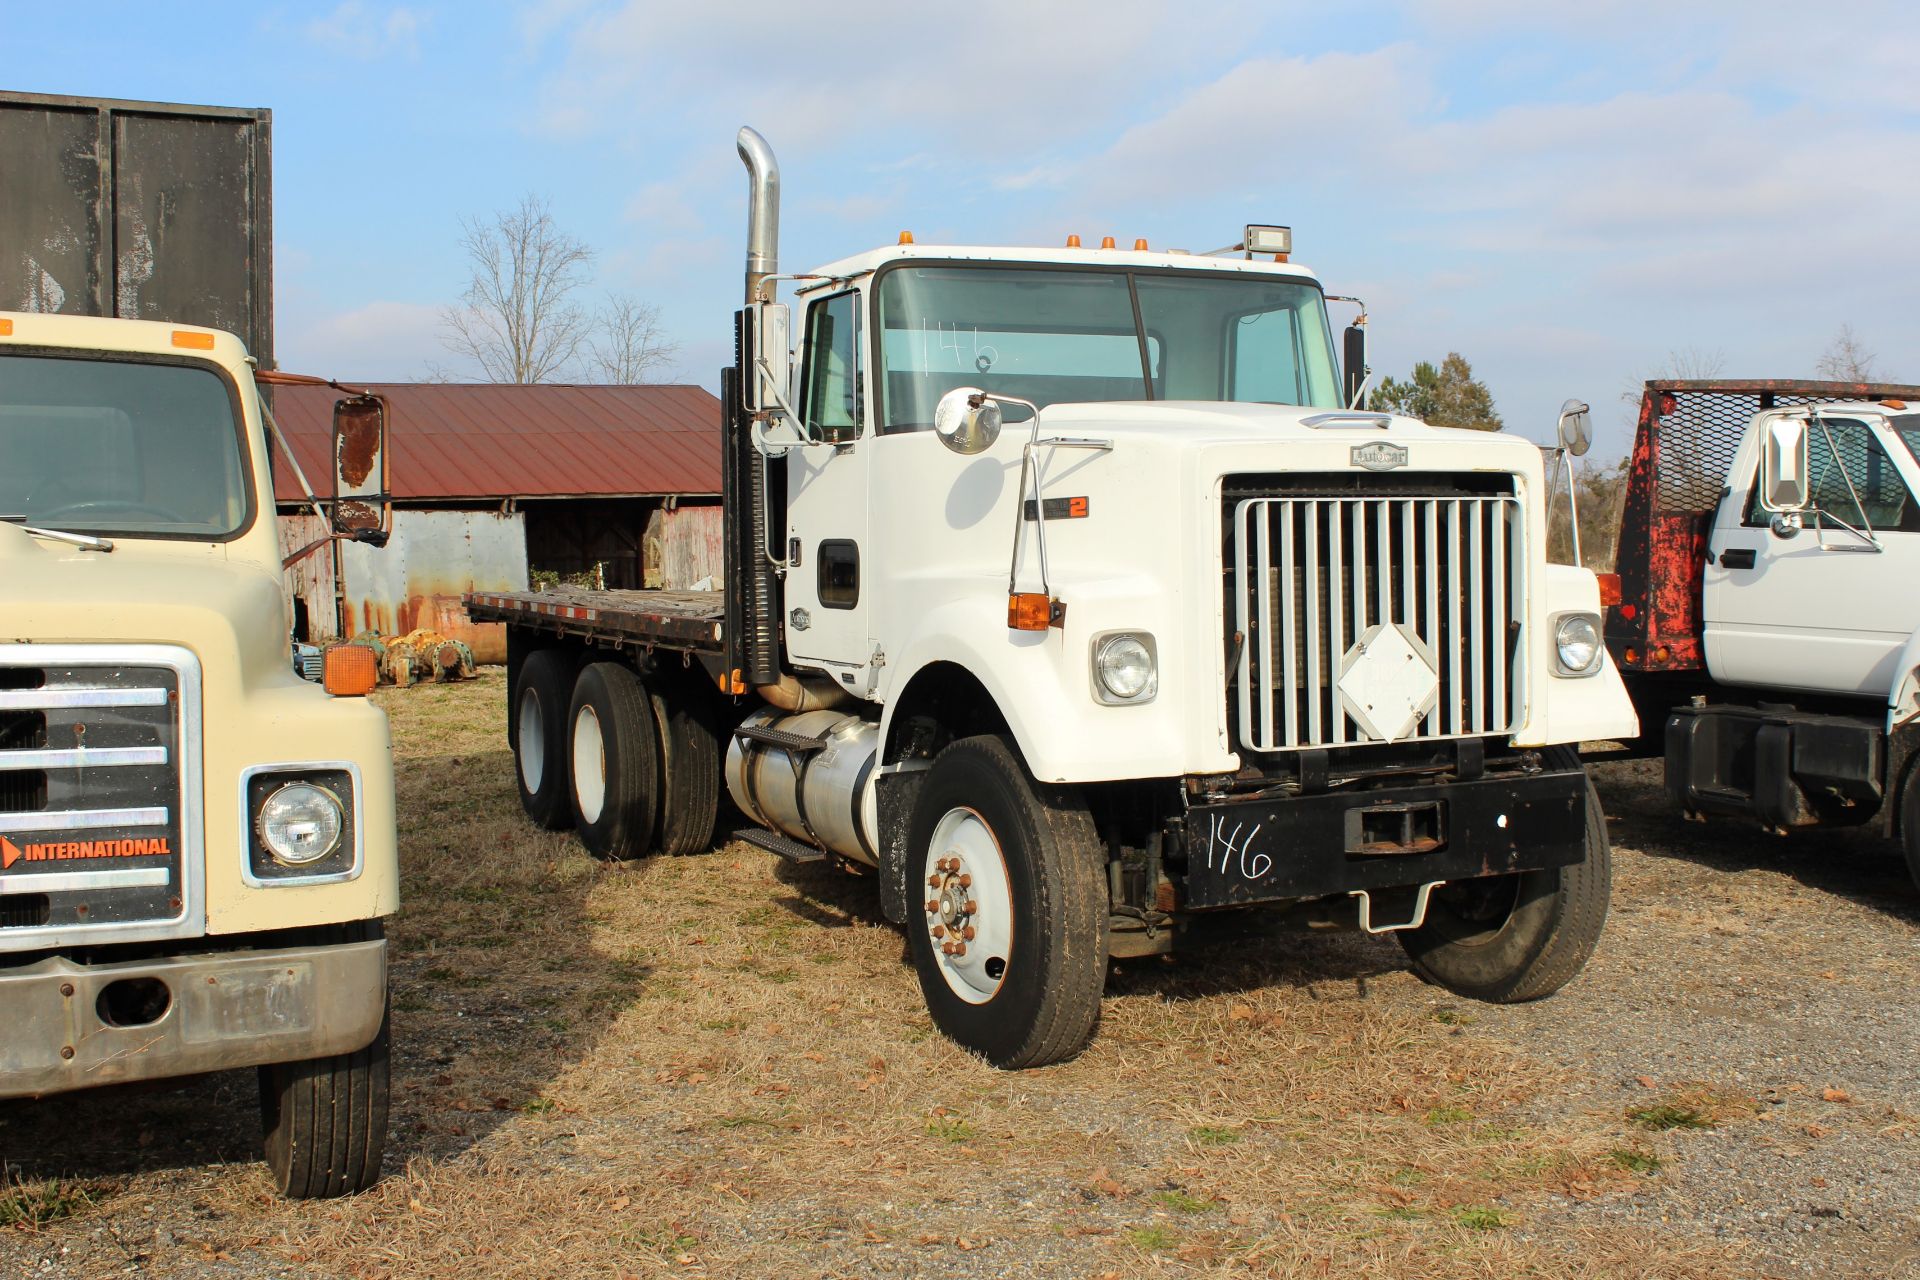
[1180,763,1589,909]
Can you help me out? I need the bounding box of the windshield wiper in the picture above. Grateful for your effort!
[0,515,114,552]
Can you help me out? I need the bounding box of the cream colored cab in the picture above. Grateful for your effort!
[0,310,398,1198]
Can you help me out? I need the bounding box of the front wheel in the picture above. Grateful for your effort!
[1900,762,1920,892]
[905,736,1107,1069]
[1397,771,1612,1003]
[259,995,390,1198]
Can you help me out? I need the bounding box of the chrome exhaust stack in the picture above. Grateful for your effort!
[737,126,780,304]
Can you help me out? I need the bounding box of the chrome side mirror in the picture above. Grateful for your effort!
[1555,398,1592,457]
[1760,415,1811,511]
[933,386,1003,455]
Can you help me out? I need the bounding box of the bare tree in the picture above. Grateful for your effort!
[1622,347,1726,405]
[587,294,680,384]
[441,195,596,384]
[1815,324,1880,382]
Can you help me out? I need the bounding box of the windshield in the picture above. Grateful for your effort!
[1892,413,1920,471]
[875,264,1341,432]
[0,353,251,539]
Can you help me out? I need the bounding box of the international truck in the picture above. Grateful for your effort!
[468,127,1640,1068]
[1,92,398,1198]
[1605,378,1920,890]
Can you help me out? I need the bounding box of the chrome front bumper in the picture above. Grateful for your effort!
[0,937,387,1100]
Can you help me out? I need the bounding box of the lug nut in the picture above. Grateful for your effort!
[952,943,967,957]
[925,899,940,913]
[961,925,976,941]
[928,874,942,888]
[958,873,972,888]
[932,925,946,939]
[962,900,978,915]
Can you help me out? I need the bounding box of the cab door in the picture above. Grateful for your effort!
[781,289,875,693]
[1705,415,1920,696]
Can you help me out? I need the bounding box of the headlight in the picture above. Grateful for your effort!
[1553,612,1603,676]
[1092,632,1158,704]
[257,782,345,865]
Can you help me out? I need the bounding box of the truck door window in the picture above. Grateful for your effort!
[801,291,863,442]
[1744,416,1920,533]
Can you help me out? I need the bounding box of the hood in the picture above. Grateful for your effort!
[0,524,289,687]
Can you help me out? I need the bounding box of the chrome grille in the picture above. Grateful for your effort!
[0,645,203,946]
[1230,490,1524,751]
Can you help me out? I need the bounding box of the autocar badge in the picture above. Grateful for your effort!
[1351,441,1409,472]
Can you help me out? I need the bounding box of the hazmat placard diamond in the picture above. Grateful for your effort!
[1338,623,1440,742]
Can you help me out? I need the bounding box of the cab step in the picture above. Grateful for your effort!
[733,723,829,753]
[736,827,829,864]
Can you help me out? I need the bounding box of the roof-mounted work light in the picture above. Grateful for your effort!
[1244,225,1292,255]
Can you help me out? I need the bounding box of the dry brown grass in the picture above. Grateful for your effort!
[226,674,1743,1276]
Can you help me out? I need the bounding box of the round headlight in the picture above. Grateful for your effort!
[258,783,345,865]
[1095,634,1156,701]
[1555,613,1602,675]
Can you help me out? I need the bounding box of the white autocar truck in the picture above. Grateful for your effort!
[1606,378,1920,889]
[1,309,399,1196]
[468,127,1639,1068]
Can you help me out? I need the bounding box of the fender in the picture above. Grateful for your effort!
[1885,625,1920,734]
[1514,563,1639,746]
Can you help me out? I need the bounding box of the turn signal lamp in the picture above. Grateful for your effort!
[322,645,379,697]
[171,329,216,350]
[1008,592,1054,632]
[1597,573,1622,607]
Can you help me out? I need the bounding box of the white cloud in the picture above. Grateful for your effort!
[280,301,448,381]
[304,3,430,60]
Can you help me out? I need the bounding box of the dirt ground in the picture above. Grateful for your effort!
[3,669,1916,1278]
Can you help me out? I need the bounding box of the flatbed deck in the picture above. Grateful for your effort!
[464,588,726,652]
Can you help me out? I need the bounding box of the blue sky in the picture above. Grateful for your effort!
[8,0,1917,458]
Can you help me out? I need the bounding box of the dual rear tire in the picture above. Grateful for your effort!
[511,651,720,859]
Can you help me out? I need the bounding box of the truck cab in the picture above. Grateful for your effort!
[1608,381,1920,890]
[1,310,399,1197]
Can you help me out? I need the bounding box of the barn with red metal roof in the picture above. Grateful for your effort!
[271,382,722,661]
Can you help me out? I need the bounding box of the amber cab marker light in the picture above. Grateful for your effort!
[1882,399,1908,410]
[1066,234,1081,248]
[1100,236,1116,249]
[1597,573,1622,607]
[322,645,379,697]
[171,330,216,350]
[898,230,914,245]
[0,318,12,336]
[1134,238,1149,250]
[1008,592,1052,632]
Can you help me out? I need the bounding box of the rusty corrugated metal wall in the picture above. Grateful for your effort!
[333,510,529,663]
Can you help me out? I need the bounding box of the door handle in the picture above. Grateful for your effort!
[1717,547,1756,570]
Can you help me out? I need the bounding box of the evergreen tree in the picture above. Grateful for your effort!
[1371,352,1502,431]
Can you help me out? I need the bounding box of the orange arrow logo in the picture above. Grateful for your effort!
[1,836,21,869]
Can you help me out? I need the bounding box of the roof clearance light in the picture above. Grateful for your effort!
[1066,234,1081,248]
[1244,225,1293,255]
[899,230,914,245]
[1134,238,1148,250]
[1100,236,1116,249]
[171,330,216,350]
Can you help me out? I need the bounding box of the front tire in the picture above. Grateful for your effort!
[1397,769,1612,1003]
[260,994,390,1199]
[905,736,1106,1069]
[1900,762,1920,892]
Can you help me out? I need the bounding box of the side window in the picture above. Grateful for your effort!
[1743,417,1920,533]
[801,291,862,442]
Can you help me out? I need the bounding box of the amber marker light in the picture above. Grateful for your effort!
[0,318,12,336]
[1134,238,1148,250]
[322,645,379,697]
[1100,236,1116,249]
[171,330,216,350]
[898,230,914,244]
[1066,234,1081,247]
[1008,592,1053,632]
[1597,574,1622,607]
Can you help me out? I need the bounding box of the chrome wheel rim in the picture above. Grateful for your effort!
[517,686,545,792]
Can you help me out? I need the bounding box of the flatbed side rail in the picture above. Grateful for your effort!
[463,589,727,653]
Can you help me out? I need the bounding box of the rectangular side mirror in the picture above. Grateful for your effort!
[332,393,392,542]
[1343,323,1367,410]
[746,301,791,416]
[1759,414,1811,512]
